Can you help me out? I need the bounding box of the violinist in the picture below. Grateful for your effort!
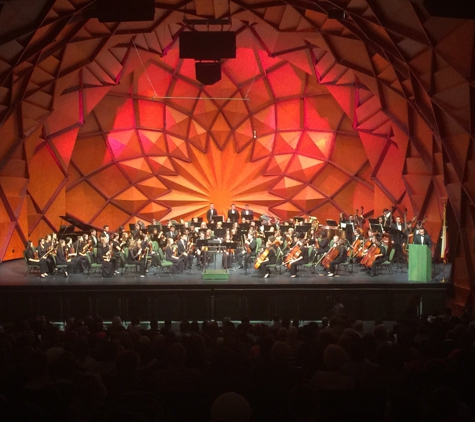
[327,239,349,277]
[222,232,236,269]
[165,237,184,274]
[258,240,277,278]
[73,235,89,273]
[369,236,387,277]
[55,238,72,277]
[177,234,193,270]
[317,232,330,253]
[111,232,123,269]
[25,240,50,278]
[36,237,48,260]
[98,236,115,277]
[244,231,257,270]
[66,236,86,274]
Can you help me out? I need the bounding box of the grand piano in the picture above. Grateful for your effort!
[58,215,101,241]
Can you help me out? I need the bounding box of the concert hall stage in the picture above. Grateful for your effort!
[0,259,451,324]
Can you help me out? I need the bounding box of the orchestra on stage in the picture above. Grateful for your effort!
[24,204,435,279]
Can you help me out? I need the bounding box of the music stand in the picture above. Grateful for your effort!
[214,215,224,223]
[240,223,250,232]
[326,219,338,227]
[128,223,136,231]
[222,222,233,229]
[214,228,226,239]
[370,223,384,235]
[147,224,162,234]
[174,224,184,233]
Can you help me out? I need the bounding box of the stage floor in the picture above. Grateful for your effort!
[0,259,451,324]
[0,258,450,287]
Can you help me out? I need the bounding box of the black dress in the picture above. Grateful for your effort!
[127,246,146,276]
[97,245,115,278]
[25,247,49,274]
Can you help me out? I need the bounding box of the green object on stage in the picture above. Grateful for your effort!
[408,244,432,282]
[202,269,229,281]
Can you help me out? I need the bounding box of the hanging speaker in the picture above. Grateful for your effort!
[423,0,475,19]
[195,62,222,85]
[96,0,155,22]
[180,31,236,60]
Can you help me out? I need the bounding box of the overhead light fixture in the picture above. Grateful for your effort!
[327,8,347,20]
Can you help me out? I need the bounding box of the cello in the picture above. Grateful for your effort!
[254,248,270,269]
[361,244,381,268]
[283,244,301,269]
[321,245,339,270]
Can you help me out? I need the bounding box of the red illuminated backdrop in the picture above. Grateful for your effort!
[0,1,474,311]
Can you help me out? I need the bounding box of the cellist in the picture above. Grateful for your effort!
[368,236,387,277]
[327,239,349,277]
[258,240,277,278]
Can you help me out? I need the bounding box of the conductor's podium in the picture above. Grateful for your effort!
[408,244,432,282]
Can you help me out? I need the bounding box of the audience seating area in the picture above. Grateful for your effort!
[0,306,474,422]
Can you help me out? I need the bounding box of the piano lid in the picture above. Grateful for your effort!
[59,215,101,233]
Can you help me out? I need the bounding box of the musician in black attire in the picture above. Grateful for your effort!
[227,204,240,223]
[206,203,218,223]
[195,231,207,269]
[390,216,408,263]
[369,236,387,277]
[127,239,146,277]
[244,232,257,270]
[90,229,99,248]
[242,204,254,222]
[165,225,177,240]
[55,238,73,277]
[176,234,193,270]
[25,240,50,278]
[109,233,123,272]
[165,238,184,274]
[327,239,348,277]
[131,223,142,241]
[258,241,277,278]
[288,240,306,278]
[97,236,115,277]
